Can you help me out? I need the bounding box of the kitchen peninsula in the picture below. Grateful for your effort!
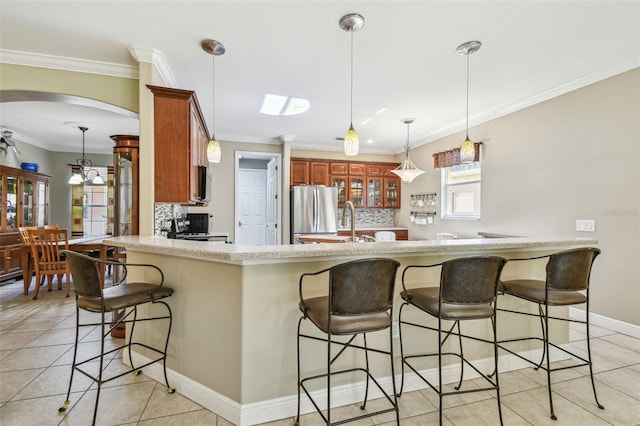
[110,235,597,426]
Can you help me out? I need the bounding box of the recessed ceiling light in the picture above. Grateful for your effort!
[361,117,372,125]
[367,139,373,144]
[260,94,310,116]
[374,108,387,115]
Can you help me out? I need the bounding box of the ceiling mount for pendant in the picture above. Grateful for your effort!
[339,13,365,32]
[456,40,481,56]
[201,39,226,56]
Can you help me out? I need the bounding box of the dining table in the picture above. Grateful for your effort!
[22,234,114,289]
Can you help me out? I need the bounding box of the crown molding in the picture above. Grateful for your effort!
[414,55,640,149]
[0,49,138,79]
[126,46,177,88]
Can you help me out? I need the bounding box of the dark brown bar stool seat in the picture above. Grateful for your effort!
[58,250,175,425]
[397,255,507,426]
[296,258,401,425]
[496,247,603,420]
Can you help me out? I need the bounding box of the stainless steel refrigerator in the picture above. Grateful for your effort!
[291,185,338,243]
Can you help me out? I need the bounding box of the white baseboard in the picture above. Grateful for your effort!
[129,346,565,426]
[569,308,640,339]
[126,309,640,425]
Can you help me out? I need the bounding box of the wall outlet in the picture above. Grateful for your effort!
[576,219,596,232]
[392,321,399,339]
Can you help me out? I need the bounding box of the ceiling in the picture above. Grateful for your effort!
[1,1,638,156]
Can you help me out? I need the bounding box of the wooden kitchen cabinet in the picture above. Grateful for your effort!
[291,160,310,186]
[384,177,401,208]
[290,160,329,186]
[0,165,50,281]
[291,158,402,208]
[309,162,329,185]
[330,162,349,175]
[148,85,209,204]
[348,177,365,208]
[330,176,347,207]
[348,163,366,175]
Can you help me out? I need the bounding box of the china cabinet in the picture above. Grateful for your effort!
[0,165,49,281]
[111,135,139,237]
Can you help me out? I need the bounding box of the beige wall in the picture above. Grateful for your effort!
[402,68,639,325]
[0,63,138,112]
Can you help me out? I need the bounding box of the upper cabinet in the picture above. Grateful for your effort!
[291,158,401,208]
[290,160,330,186]
[147,85,209,205]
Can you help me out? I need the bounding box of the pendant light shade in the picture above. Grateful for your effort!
[207,138,221,163]
[457,40,481,164]
[340,13,364,156]
[344,124,359,156]
[391,119,425,184]
[202,38,225,163]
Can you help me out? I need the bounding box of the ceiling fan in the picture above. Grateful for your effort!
[0,128,22,157]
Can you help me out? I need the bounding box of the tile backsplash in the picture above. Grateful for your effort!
[154,203,187,236]
[337,208,395,226]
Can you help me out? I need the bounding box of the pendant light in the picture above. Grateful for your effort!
[68,125,104,185]
[457,40,481,163]
[202,39,225,163]
[391,119,425,184]
[339,13,364,156]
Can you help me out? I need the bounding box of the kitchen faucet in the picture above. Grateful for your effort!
[341,201,356,242]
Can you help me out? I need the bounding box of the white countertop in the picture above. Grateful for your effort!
[109,235,598,265]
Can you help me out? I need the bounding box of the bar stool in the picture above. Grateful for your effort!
[496,247,602,420]
[397,255,507,425]
[296,258,401,425]
[58,250,175,425]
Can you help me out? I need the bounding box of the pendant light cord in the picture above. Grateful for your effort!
[465,52,470,138]
[350,30,354,125]
[211,55,216,137]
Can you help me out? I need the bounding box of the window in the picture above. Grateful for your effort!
[441,162,481,219]
[70,166,113,236]
[83,183,108,235]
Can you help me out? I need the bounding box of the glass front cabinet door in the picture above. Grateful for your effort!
[330,176,347,207]
[348,177,365,208]
[384,177,400,208]
[366,177,383,208]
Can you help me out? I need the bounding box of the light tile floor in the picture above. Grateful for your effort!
[0,278,638,425]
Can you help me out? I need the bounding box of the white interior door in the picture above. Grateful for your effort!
[237,169,267,245]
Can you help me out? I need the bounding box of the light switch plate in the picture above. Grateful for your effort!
[576,219,596,232]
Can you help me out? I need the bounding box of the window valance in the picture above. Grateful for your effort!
[433,142,481,169]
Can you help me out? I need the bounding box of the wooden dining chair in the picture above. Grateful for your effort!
[44,224,60,229]
[18,226,39,296]
[27,228,71,299]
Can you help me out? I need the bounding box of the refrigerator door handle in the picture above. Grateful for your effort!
[313,188,319,232]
